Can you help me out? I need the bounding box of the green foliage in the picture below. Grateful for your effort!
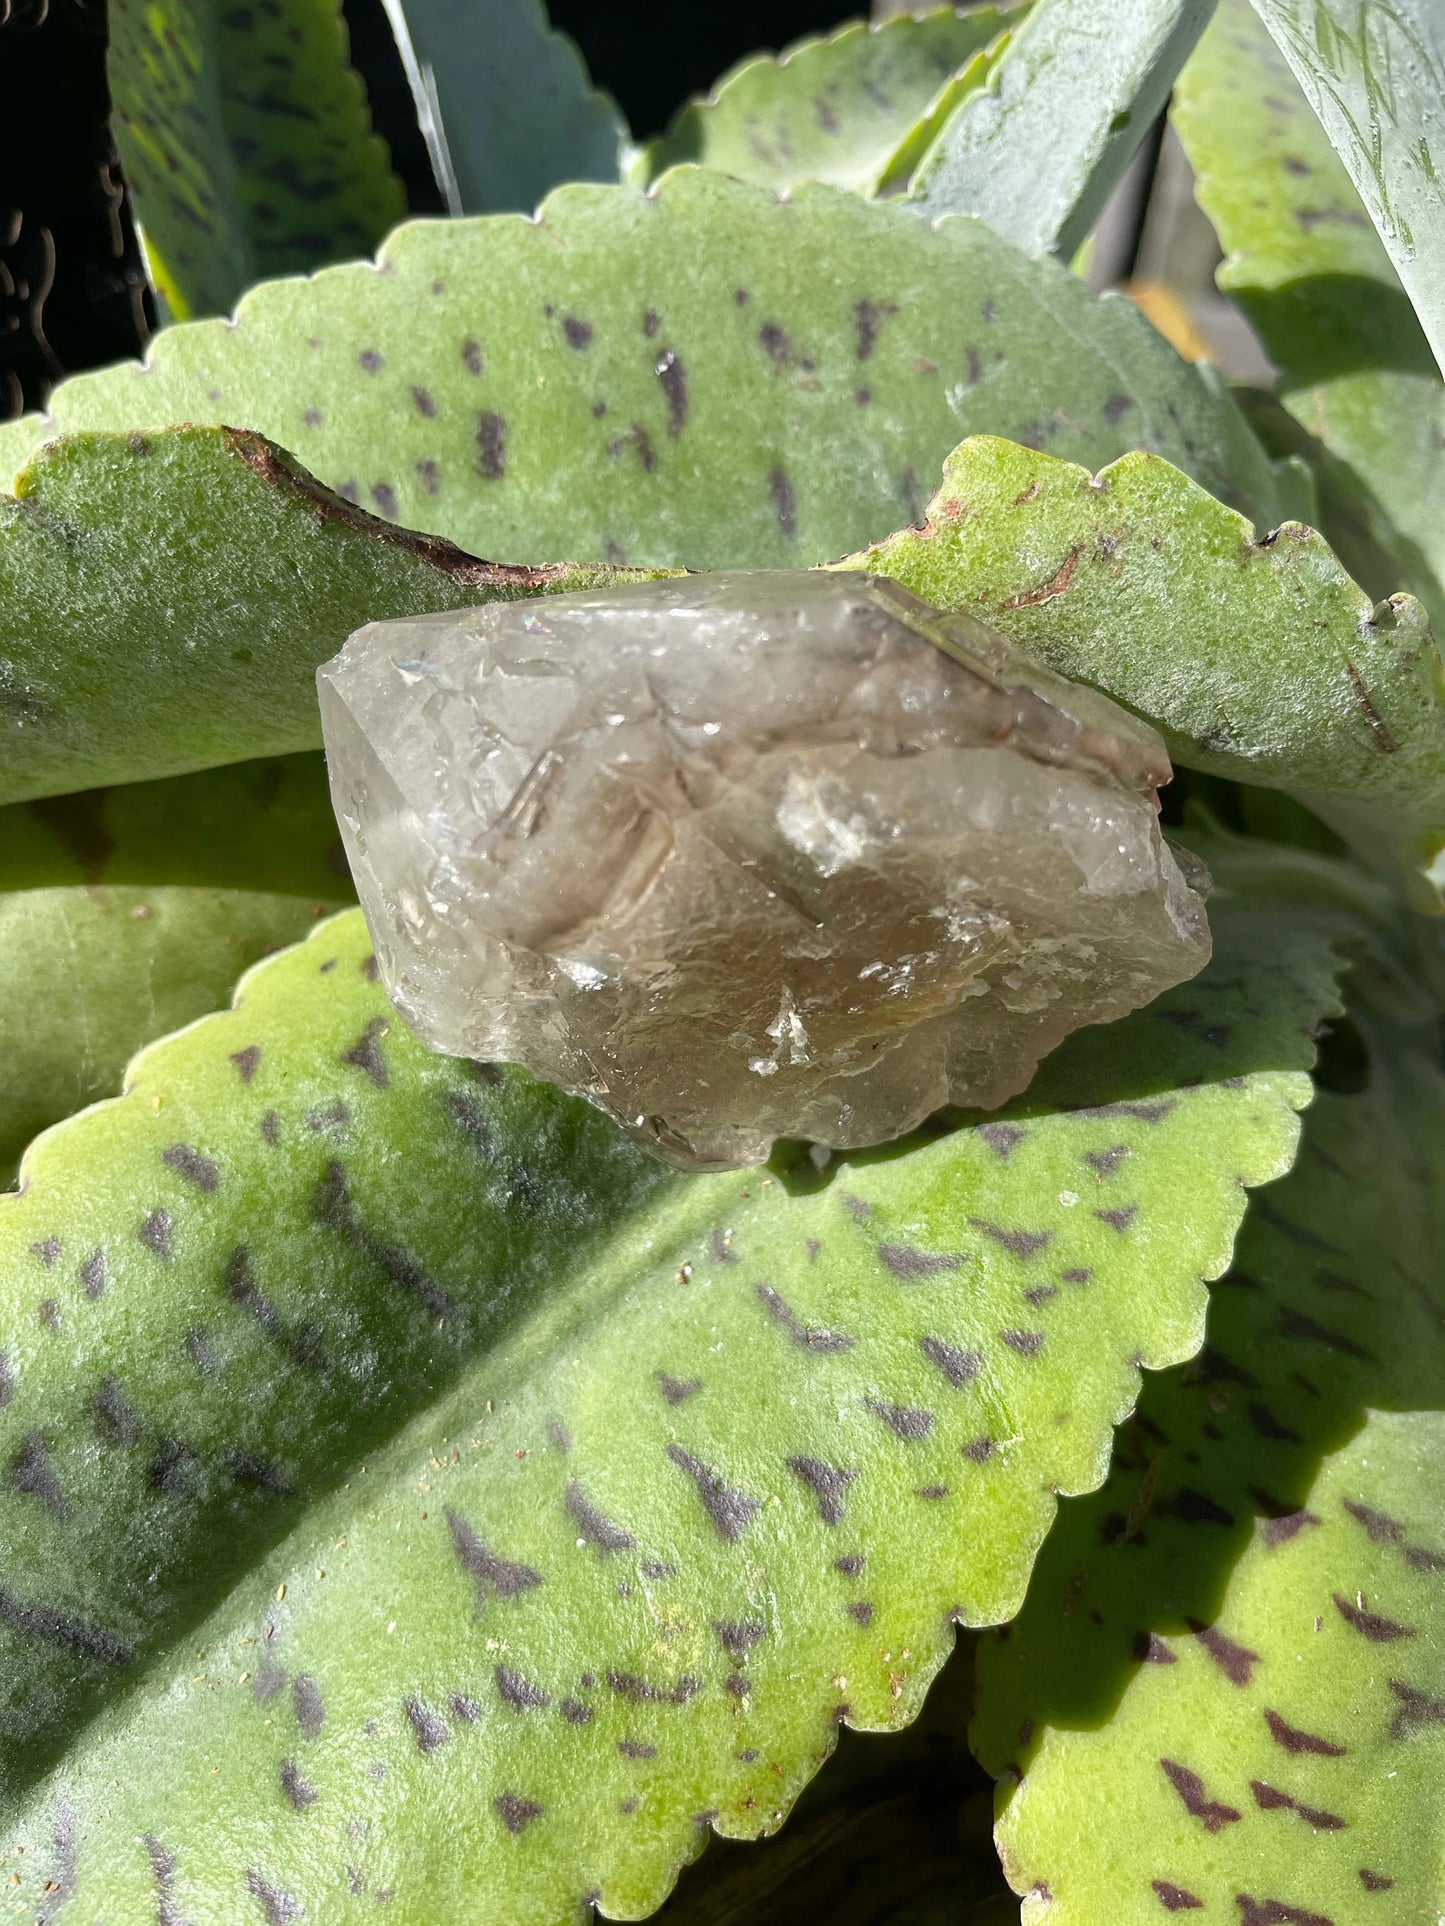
[0,888,332,1190]
[0,883,1341,1916]
[975,959,1445,1919]
[0,427,621,805]
[0,755,349,899]
[379,0,625,215]
[1248,0,1445,383]
[7,172,1285,570]
[635,9,1013,196]
[107,0,405,320]
[855,434,1445,907]
[1173,0,1445,631]
[3,7,1443,1915]
[657,1641,1014,1920]
[908,0,1214,256]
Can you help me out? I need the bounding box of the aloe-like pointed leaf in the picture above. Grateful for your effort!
[0,755,349,900]
[0,875,1345,1918]
[378,0,625,216]
[1172,0,1445,633]
[975,973,1445,1920]
[6,173,1285,568]
[635,9,1014,197]
[108,0,405,321]
[1247,0,1445,384]
[0,428,621,807]
[908,0,1216,256]
[853,434,1445,907]
[0,888,335,1191]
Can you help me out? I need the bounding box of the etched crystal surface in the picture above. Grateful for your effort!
[318,572,1209,1169]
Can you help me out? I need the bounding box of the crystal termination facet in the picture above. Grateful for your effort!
[318,572,1209,1170]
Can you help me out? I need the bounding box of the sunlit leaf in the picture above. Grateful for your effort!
[908,0,1215,258]
[0,879,1341,1918]
[976,933,1445,1920]
[855,434,1445,907]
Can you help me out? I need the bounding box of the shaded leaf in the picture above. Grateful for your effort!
[636,9,1013,197]
[108,0,405,321]
[975,955,1445,1920]
[0,885,1342,1917]
[1249,0,1445,382]
[0,888,334,1191]
[908,0,1215,258]
[0,427,620,806]
[0,755,350,901]
[1173,0,1445,630]
[7,172,1285,568]
[854,434,1445,906]
[379,0,625,216]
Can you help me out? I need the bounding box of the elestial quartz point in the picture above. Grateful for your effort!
[318,572,1209,1170]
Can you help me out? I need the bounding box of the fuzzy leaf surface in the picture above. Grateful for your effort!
[0,888,1341,1920]
[976,949,1445,1921]
[379,0,624,216]
[636,9,1012,196]
[1248,0,1445,383]
[108,0,404,320]
[8,172,1284,568]
[0,428,621,806]
[1173,0,1445,631]
[856,435,1445,906]
[909,0,1215,257]
[0,756,349,901]
[0,888,332,1192]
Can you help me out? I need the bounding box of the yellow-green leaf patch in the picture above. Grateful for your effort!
[0,875,1343,1918]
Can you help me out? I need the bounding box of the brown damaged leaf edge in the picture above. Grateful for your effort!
[228,430,583,593]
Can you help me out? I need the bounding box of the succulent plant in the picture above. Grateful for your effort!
[0,0,1440,1917]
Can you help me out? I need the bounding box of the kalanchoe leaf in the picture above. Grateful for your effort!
[1172,0,1445,633]
[854,435,1445,908]
[634,8,1014,197]
[0,427,629,807]
[656,1638,1014,1920]
[0,876,1344,1918]
[0,756,350,900]
[975,965,1445,1921]
[907,0,1215,257]
[1246,0,1445,384]
[377,0,626,217]
[0,888,334,1191]
[108,0,405,321]
[4,172,1286,562]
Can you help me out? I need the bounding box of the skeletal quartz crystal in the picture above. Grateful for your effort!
[318,572,1209,1170]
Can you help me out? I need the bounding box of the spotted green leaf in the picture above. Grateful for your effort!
[5,172,1285,570]
[634,9,1014,197]
[657,1638,1015,1921]
[1248,0,1445,383]
[908,0,1215,257]
[1173,0,1445,632]
[0,879,1343,1919]
[0,755,350,901]
[378,0,625,216]
[108,0,405,322]
[974,954,1445,1921]
[0,428,621,807]
[854,435,1445,907]
[0,888,334,1193]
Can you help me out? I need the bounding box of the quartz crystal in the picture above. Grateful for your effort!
[318,572,1209,1170]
